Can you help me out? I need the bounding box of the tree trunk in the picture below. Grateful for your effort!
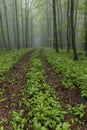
[70,0,78,60]
[85,22,87,56]
[15,0,20,49]
[31,17,33,47]
[20,0,25,48]
[3,0,11,50]
[52,0,59,52]
[59,0,63,49]
[67,0,70,53]
[85,0,87,56]
[0,9,7,51]
[12,0,17,48]
[75,0,79,29]
[25,0,29,48]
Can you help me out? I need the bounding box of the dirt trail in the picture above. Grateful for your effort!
[0,50,34,130]
[40,51,87,130]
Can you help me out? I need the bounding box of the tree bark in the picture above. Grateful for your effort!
[70,0,78,60]
[25,0,29,48]
[0,8,7,51]
[52,0,59,52]
[67,0,71,53]
[3,0,11,50]
[15,0,20,49]
[21,0,25,48]
[31,17,33,47]
[56,0,63,49]
[85,0,87,56]
[12,0,17,48]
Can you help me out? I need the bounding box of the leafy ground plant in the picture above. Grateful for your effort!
[0,126,4,130]
[12,110,27,130]
[24,50,70,130]
[0,48,30,84]
[44,48,87,98]
[67,104,85,119]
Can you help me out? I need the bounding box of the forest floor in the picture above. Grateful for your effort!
[0,50,34,130]
[0,49,87,130]
[40,51,87,130]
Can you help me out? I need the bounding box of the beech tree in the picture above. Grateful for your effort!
[15,0,19,49]
[52,0,59,52]
[20,0,25,47]
[0,8,7,50]
[84,0,87,56]
[70,0,78,60]
[3,0,11,50]
[12,0,16,48]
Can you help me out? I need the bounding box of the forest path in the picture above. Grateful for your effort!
[0,49,34,130]
[40,50,87,130]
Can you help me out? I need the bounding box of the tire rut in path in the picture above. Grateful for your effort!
[0,50,34,130]
[40,51,87,130]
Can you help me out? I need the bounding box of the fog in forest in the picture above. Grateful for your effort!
[1,1,87,129]
[0,0,87,58]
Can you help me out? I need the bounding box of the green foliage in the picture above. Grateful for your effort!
[0,48,30,83]
[0,118,9,130]
[0,98,5,103]
[12,110,27,130]
[78,1,87,15]
[67,104,85,119]
[0,126,4,130]
[44,48,87,98]
[24,50,70,130]
[56,122,70,130]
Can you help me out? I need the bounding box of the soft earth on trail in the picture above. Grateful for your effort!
[0,50,34,129]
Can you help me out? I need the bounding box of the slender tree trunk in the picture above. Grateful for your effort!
[85,0,87,56]
[46,1,49,46]
[12,0,17,48]
[70,0,78,60]
[52,0,59,52]
[25,0,29,48]
[0,9,7,51]
[67,0,70,53]
[59,0,63,49]
[0,38,3,50]
[20,0,25,48]
[15,0,20,49]
[3,0,11,50]
[75,0,79,29]
[85,22,87,56]
[31,17,33,47]
[56,0,63,49]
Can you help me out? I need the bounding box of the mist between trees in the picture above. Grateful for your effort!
[0,0,87,60]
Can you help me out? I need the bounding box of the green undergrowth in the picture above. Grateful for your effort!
[0,48,30,84]
[44,48,87,98]
[22,50,70,130]
[12,110,27,130]
[66,104,86,126]
[5,49,86,130]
